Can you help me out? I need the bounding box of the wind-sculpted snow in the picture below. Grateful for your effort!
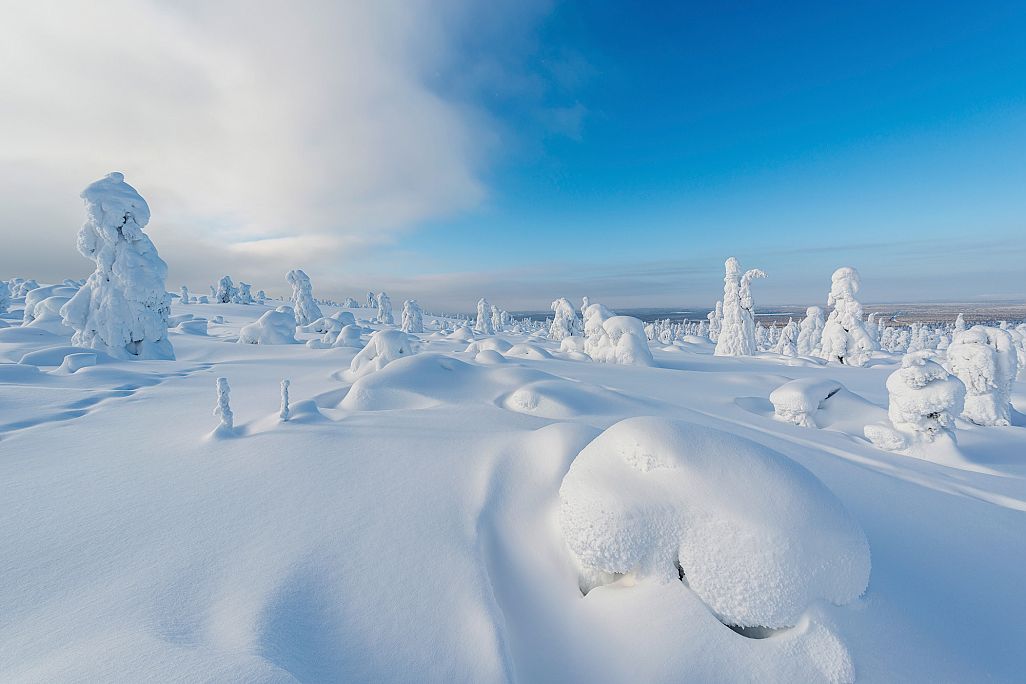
[560,417,871,629]
[770,377,844,427]
[238,311,299,345]
[346,329,415,380]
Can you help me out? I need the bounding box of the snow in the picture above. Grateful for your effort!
[769,377,844,427]
[59,172,174,360]
[238,310,299,345]
[0,295,1025,682]
[285,269,322,325]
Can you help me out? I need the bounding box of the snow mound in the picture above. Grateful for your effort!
[238,311,299,345]
[769,378,844,428]
[447,327,476,342]
[175,319,209,335]
[19,345,113,367]
[505,343,554,360]
[559,417,870,628]
[501,379,642,419]
[464,338,513,354]
[474,350,507,365]
[347,329,416,380]
[54,352,98,374]
[331,324,363,348]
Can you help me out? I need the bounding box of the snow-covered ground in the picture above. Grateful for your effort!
[2,300,1025,682]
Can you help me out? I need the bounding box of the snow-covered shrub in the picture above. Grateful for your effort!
[773,319,800,356]
[256,290,267,304]
[179,286,190,305]
[402,299,424,333]
[887,351,964,440]
[343,296,359,308]
[560,335,587,353]
[279,379,291,422]
[560,416,870,628]
[819,267,875,367]
[945,326,1018,426]
[215,276,236,304]
[376,291,394,325]
[549,297,581,341]
[59,172,174,360]
[238,310,298,344]
[348,329,414,378]
[585,315,655,367]
[235,282,254,305]
[285,269,322,325]
[490,305,503,333]
[797,306,825,356]
[214,377,233,431]
[714,257,765,357]
[769,378,843,428]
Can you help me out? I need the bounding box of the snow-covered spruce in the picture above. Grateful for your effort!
[213,377,233,432]
[888,351,964,441]
[714,257,766,357]
[474,298,495,335]
[285,269,322,326]
[376,291,394,325]
[769,378,843,428]
[559,416,870,629]
[179,286,190,305]
[0,279,10,314]
[945,326,1018,426]
[215,276,237,304]
[819,267,875,367]
[774,318,800,356]
[237,310,298,344]
[585,315,655,367]
[279,379,291,422]
[549,297,581,341]
[798,306,825,356]
[706,301,722,343]
[59,172,174,360]
[401,299,425,333]
[348,329,415,379]
[367,291,377,309]
[235,282,254,305]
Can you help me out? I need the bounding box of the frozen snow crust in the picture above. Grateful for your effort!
[560,416,871,628]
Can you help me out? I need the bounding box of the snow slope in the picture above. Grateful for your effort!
[1,300,1025,682]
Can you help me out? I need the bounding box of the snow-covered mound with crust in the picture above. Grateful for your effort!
[559,416,870,629]
[347,329,415,379]
[769,377,843,428]
[237,310,298,345]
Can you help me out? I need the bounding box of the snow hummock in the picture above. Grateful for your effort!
[769,377,844,428]
[347,329,415,379]
[560,416,871,631]
[59,172,174,360]
[238,310,299,345]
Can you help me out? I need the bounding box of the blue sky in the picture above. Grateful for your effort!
[392,1,1026,306]
[2,1,1024,309]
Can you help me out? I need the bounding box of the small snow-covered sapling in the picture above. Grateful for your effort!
[280,379,291,422]
[214,377,233,430]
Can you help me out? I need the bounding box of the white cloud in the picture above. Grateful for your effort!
[0,0,510,288]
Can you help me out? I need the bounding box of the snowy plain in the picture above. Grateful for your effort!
[1,299,1026,683]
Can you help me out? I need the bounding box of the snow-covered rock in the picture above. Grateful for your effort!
[559,416,871,629]
[769,378,844,428]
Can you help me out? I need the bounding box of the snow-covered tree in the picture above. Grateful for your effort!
[714,257,765,356]
[797,306,824,356]
[549,297,581,341]
[179,286,191,305]
[865,351,965,452]
[256,290,267,304]
[475,298,495,335]
[376,291,394,325]
[819,267,875,367]
[214,377,233,431]
[491,305,503,333]
[279,379,291,422]
[954,313,966,332]
[343,297,359,308]
[59,172,173,360]
[0,280,11,314]
[285,269,322,325]
[945,326,1018,426]
[401,299,424,333]
[585,314,655,366]
[706,301,722,343]
[774,319,800,356]
[367,291,377,309]
[235,282,254,305]
[215,276,236,303]
[348,329,415,378]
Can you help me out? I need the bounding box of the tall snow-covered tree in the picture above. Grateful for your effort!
[0,280,11,314]
[946,326,1018,426]
[474,298,495,335]
[59,172,173,360]
[706,301,722,342]
[376,291,394,325]
[549,297,581,341]
[215,276,236,303]
[774,319,800,356]
[285,269,322,325]
[401,299,424,333]
[797,306,825,356]
[819,267,875,367]
[714,257,765,357]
